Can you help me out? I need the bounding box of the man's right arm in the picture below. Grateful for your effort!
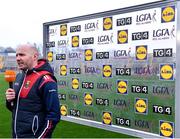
[6,100,13,111]
[5,88,15,111]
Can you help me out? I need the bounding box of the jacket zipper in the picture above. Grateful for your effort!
[32,115,39,135]
[14,71,27,138]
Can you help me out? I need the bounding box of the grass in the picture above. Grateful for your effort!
[0,73,134,138]
[54,120,134,138]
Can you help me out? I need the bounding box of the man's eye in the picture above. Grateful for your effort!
[16,54,24,57]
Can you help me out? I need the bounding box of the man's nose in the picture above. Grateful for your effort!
[16,55,21,60]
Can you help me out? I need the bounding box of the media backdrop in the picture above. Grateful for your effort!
[43,0,180,138]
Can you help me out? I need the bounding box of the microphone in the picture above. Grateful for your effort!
[4,70,16,106]
[4,70,16,89]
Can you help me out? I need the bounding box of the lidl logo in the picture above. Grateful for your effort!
[47,51,53,62]
[85,49,93,61]
[160,64,174,80]
[60,24,67,36]
[117,80,128,94]
[103,65,112,77]
[161,6,175,23]
[60,65,67,76]
[102,112,112,125]
[135,98,148,114]
[160,121,174,138]
[72,36,79,47]
[103,17,112,30]
[84,93,93,106]
[72,78,79,89]
[136,45,147,60]
[118,30,128,44]
[60,105,67,116]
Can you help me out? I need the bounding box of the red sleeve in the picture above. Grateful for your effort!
[38,120,56,138]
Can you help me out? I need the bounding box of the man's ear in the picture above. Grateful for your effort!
[34,52,39,60]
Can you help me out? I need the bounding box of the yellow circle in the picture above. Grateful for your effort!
[162,7,175,22]
[160,65,173,80]
[85,50,93,61]
[60,25,67,36]
[84,93,93,105]
[135,99,147,113]
[103,65,112,77]
[47,52,53,62]
[0,56,4,69]
[72,36,79,47]
[104,17,112,30]
[60,105,67,116]
[160,122,173,137]
[118,30,128,43]
[103,112,112,125]
[72,78,79,89]
[117,81,127,94]
[136,46,147,60]
[60,65,67,76]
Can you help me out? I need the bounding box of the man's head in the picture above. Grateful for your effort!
[16,44,39,70]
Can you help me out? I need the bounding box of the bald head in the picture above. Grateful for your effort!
[16,44,39,57]
[16,44,39,70]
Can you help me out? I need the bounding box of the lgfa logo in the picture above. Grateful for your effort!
[72,36,79,47]
[136,45,147,60]
[60,105,68,116]
[161,6,175,23]
[47,51,53,62]
[84,93,93,106]
[118,30,128,44]
[103,17,112,30]
[160,64,174,80]
[102,112,112,125]
[135,98,148,114]
[60,24,67,36]
[117,80,128,94]
[160,120,174,138]
[60,65,67,76]
[72,78,79,89]
[103,65,112,77]
[85,49,93,61]
[24,81,31,89]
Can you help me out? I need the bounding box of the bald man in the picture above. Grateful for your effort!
[5,44,60,138]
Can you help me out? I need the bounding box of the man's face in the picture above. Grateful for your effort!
[16,46,35,70]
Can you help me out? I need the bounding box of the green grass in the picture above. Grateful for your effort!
[0,73,11,138]
[0,73,134,138]
[54,120,134,138]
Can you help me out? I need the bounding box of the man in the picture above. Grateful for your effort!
[5,44,60,138]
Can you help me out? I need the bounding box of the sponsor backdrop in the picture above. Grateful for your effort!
[44,2,177,138]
